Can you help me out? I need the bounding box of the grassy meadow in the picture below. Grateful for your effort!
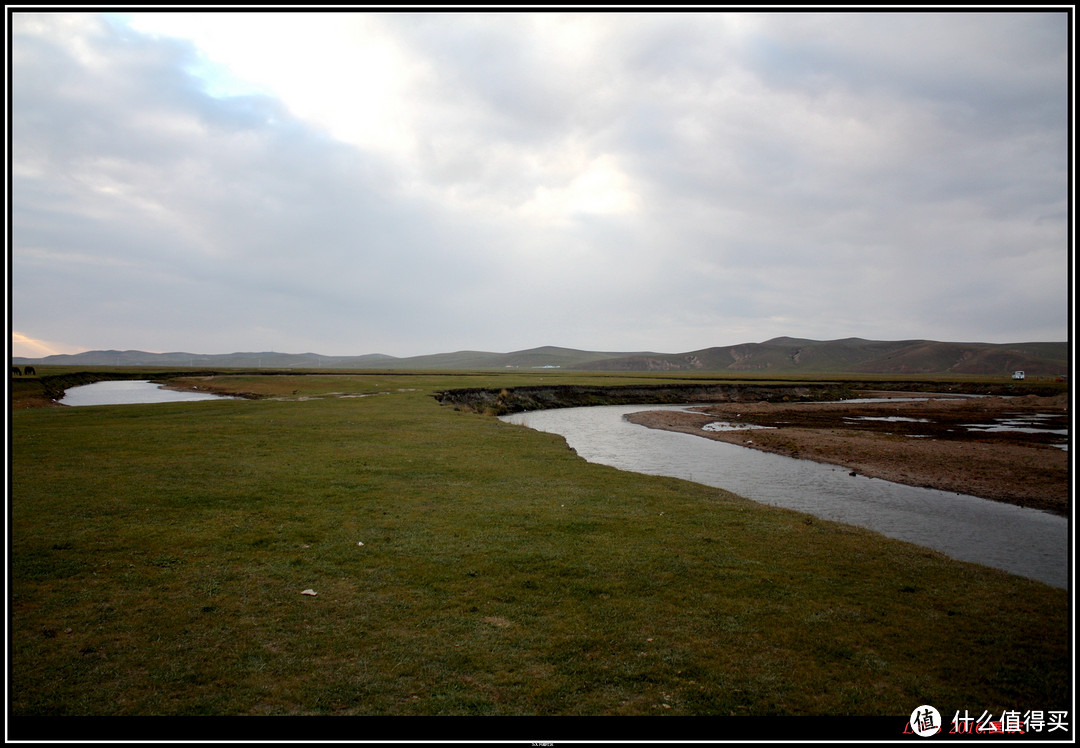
[8,370,1070,728]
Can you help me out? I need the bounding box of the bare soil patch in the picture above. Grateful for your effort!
[626,392,1068,516]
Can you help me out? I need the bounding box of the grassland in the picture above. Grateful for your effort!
[8,370,1070,736]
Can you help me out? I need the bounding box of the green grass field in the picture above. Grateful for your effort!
[8,371,1069,726]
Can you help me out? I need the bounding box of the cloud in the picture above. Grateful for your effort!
[10,11,1069,357]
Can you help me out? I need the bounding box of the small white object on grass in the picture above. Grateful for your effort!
[301,589,317,596]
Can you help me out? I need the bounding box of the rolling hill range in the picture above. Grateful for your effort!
[574,338,1070,376]
[11,338,1069,376]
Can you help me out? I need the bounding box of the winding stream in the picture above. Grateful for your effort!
[500,404,1069,589]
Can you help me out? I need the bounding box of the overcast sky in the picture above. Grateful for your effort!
[10,11,1070,358]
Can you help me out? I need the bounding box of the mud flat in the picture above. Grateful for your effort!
[626,392,1068,516]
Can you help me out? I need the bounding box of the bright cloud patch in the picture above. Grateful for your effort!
[11,11,1069,357]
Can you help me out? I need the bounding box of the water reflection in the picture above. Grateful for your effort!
[61,380,237,406]
[500,404,1068,589]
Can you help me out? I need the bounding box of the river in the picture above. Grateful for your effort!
[60,380,238,406]
[500,404,1069,590]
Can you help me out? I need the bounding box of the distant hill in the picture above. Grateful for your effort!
[10,349,399,370]
[572,338,1069,376]
[11,338,1069,376]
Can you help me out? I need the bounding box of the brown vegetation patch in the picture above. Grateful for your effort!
[626,393,1068,516]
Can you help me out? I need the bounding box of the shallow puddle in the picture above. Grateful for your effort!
[844,416,930,423]
[702,421,774,432]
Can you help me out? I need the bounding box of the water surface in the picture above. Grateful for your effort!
[500,404,1068,589]
[61,380,237,406]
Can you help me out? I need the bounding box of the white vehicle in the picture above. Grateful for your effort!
[1012,371,1025,380]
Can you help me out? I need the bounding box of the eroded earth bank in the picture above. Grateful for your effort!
[626,392,1068,516]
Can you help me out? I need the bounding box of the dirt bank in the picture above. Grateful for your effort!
[626,392,1068,516]
[434,382,859,415]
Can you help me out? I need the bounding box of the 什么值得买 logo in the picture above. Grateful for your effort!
[905,707,1070,736]
[909,705,942,737]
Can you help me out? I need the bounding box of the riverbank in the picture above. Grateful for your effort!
[626,392,1068,516]
[433,382,859,415]
[9,369,258,408]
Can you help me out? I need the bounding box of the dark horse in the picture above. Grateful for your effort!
[23,365,36,376]
[11,366,21,376]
